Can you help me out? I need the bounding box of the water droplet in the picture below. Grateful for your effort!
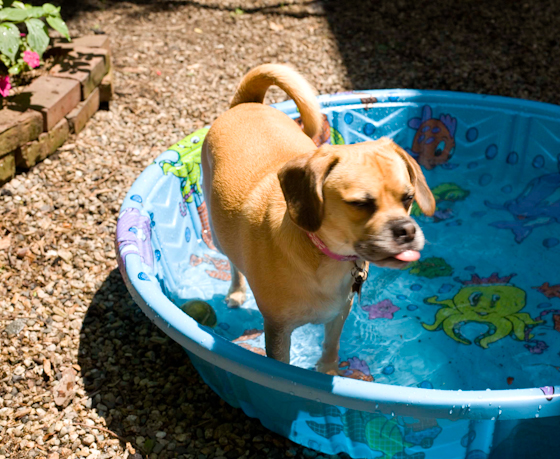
[506,151,519,165]
[391,411,395,417]
[478,173,492,186]
[315,398,321,403]
[532,155,545,168]
[543,238,560,249]
[536,413,540,418]
[462,405,465,409]
[491,417,496,421]
[449,409,453,414]
[489,403,492,406]
[498,409,503,415]
[289,391,294,396]
[466,127,479,142]
[485,144,498,159]
[363,123,375,136]
[382,365,395,375]
[344,112,354,124]
[538,405,542,410]
[486,388,491,391]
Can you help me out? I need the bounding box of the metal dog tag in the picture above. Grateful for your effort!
[351,261,369,303]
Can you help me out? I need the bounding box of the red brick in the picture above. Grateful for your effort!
[66,87,100,134]
[16,118,69,169]
[53,34,110,51]
[99,70,113,103]
[0,152,15,185]
[12,76,80,132]
[50,48,109,100]
[0,109,43,156]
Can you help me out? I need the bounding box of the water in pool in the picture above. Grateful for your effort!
[145,102,560,393]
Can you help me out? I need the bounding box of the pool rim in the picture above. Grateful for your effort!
[117,88,560,423]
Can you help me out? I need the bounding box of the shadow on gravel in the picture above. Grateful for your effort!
[322,0,560,103]
[34,0,325,20]
[79,269,284,458]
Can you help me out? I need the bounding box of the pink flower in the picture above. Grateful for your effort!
[23,50,40,69]
[0,76,11,98]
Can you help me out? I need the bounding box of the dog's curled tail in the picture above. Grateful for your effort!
[230,64,323,140]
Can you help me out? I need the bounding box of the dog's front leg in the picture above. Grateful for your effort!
[264,320,292,364]
[316,296,353,375]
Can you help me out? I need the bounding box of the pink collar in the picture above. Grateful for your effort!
[307,232,360,262]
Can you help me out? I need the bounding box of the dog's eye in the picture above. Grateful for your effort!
[402,194,414,207]
[346,198,377,212]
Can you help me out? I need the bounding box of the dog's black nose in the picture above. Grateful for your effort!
[391,219,416,244]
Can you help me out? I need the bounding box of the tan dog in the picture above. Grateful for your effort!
[201,64,435,373]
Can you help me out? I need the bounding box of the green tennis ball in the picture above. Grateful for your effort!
[180,300,217,327]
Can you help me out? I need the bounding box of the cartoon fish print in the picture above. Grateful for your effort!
[115,207,153,273]
[190,254,231,281]
[339,357,374,382]
[307,406,436,458]
[406,105,457,170]
[407,257,454,279]
[485,159,560,243]
[533,282,560,300]
[158,129,217,251]
[233,329,265,355]
[294,113,332,147]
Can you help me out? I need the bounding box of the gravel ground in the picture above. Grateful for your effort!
[1,1,559,458]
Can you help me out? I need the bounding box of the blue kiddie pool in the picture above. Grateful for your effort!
[116,90,560,459]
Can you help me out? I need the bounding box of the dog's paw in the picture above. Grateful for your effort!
[226,291,246,308]
[316,361,341,376]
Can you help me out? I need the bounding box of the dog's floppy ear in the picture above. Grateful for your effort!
[278,147,339,232]
[391,142,436,216]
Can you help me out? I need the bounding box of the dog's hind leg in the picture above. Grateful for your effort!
[316,296,353,375]
[225,264,247,308]
[264,320,292,364]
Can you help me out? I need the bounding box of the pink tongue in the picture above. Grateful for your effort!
[394,250,421,262]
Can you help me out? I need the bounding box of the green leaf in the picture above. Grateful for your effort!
[12,1,26,9]
[0,22,21,62]
[0,53,11,67]
[24,6,45,18]
[8,61,23,75]
[25,18,49,56]
[45,15,69,40]
[43,3,60,16]
[0,7,29,21]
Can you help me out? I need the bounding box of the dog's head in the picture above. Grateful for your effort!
[278,137,435,268]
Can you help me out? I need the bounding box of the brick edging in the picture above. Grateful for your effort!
[0,34,114,186]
